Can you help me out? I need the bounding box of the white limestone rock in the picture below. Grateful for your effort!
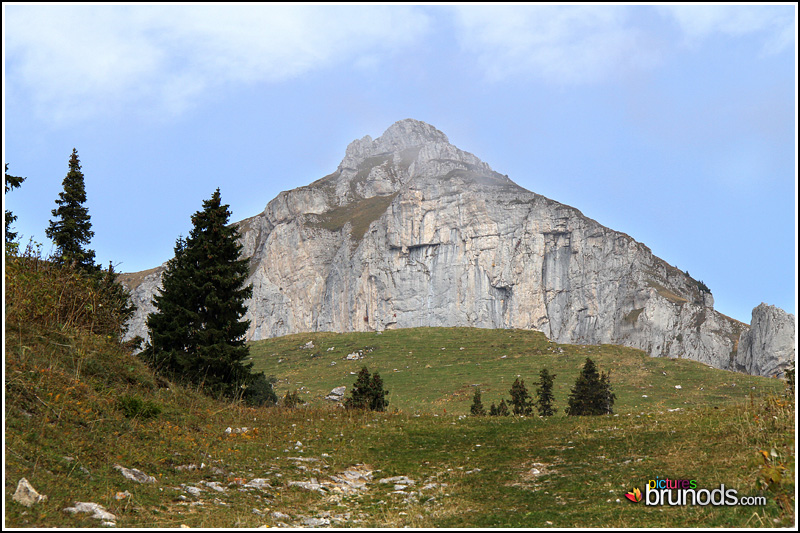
[114,464,156,484]
[325,386,346,402]
[63,502,116,522]
[121,119,766,375]
[735,303,796,377]
[12,478,47,507]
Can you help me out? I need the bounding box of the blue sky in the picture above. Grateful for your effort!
[3,4,796,324]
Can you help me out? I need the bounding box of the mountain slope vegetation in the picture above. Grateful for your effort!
[5,255,794,527]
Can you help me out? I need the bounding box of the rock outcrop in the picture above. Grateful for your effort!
[735,303,795,377]
[121,119,786,375]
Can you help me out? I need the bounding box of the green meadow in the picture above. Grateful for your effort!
[6,323,794,528]
[248,327,782,415]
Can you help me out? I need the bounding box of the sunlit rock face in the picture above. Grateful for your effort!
[735,304,795,378]
[123,118,786,375]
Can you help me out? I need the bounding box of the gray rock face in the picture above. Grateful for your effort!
[735,304,796,377]
[123,119,777,374]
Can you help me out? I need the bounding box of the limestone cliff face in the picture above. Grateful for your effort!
[735,304,795,377]
[123,119,776,374]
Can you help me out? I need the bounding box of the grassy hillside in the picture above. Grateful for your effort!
[5,256,795,528]
[247,327,784,415]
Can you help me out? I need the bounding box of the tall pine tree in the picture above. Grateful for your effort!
[534,368,557,417]
[5,163,26,253]
[144,189,263,401]
[45,149,97,271]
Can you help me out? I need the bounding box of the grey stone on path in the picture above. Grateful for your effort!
[12,478,48,507]
[63,502,116,522]
[114,464,156,483]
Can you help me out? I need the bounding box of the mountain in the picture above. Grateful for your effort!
[120,119,790,376]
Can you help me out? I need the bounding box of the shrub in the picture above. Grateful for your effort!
[118,395,162,419]
[243,373,278,407]
[281,389,302,409]
[5,243,135,340]
[496,399,510,416]
[784,365,795,396]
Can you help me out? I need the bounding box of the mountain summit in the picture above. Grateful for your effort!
[122,119,792,377]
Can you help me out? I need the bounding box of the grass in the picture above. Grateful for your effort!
[247,327,784,416]
[5,257,795,528]
[646,280,689,305]
[307,193,398,243]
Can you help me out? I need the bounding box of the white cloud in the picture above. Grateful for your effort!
[660,5,796,54]
[4,4,430,121]
[451,5,658,84]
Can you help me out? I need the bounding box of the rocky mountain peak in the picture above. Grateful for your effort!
[340,119,451,171]
[376,119,449,150]
[331,119,507,205]
[122,120,793,378]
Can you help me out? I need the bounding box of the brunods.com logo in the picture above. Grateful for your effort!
[624,487,642,503]
[624,476,766,507]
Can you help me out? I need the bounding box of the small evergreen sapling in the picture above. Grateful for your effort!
[509,377,533,416]
[535,368,557,417]
[497,399,510,416]
[470,388,486,416]
[344,366,389,411]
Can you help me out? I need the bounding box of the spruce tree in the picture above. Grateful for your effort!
[97,261,137,341]
[344,366,389,411]
[509,377,533,416]
[5,163,26,253]
[470,388,486,416]
[566,358,616,416]
[144,189,262,400]
[45,149,97,271]
[369,371,389,412]
[534,368,557,417]
[344,367,373,410]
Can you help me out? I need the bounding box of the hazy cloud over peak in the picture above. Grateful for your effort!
[660,4,795,54]
[4,4,431,121]
[451,5,658,84]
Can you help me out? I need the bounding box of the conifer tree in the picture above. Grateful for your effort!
[45,149,97,271]
[369,371,389,412]
[566,358,616,416]
[344,367,373,410]
[344,366,389,411]
[470,388,486,416]
[144,189,265,401]
[497,399,510,416]
[509,377,533,416]
[488,402,498,416]
[534,368,557,417]
[5,163,26,253]
[97,261,137,341]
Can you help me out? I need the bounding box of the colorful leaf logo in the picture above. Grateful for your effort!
[625,487,642,503]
